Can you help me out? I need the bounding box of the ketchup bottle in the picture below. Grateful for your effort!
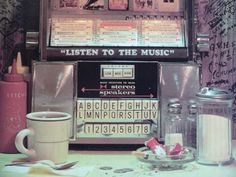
[0,59,27,153]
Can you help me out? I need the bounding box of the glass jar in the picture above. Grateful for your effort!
[164,98,185,146]
[196,87,233,165]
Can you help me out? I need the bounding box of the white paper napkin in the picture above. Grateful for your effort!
[3,163,94,177]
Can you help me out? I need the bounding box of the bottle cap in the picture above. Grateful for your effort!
[4,59,24,82]
[8,52,29,74]
[196,87,233,100]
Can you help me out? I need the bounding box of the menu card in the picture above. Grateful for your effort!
[108,0,128,10]
[59,0,79,8]
[132,0,156,12]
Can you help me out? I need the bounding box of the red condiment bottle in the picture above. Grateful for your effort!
[0,59,27,153]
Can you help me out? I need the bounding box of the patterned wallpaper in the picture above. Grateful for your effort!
[195,0,236,137]
[0,0,39,78]
[0,0,25,78]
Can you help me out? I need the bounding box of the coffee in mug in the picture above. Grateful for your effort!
[15,111,71,164]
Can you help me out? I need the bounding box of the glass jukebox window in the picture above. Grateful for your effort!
[40,0,191,60]
[49,18,185,47]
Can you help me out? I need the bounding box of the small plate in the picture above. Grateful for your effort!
[135,146,196,169]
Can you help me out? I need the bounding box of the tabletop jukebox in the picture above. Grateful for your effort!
[30,0,200,144]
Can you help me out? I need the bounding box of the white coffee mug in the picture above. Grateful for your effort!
[15,111,71,164]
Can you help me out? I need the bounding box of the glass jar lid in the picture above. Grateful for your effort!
[196,87,233,100]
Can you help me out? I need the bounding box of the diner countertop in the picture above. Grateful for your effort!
[0,141,236,177]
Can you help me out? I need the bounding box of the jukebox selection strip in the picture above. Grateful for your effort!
[49,17,185,47]
[141,19,184,46]
[50,18,94,46]
[97,20,138,46]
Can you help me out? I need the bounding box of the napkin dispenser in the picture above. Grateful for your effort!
[31,61,77,139]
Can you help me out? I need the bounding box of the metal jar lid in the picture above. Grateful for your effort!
[167,98,182,114]
[188,100,197,114]
[196,87,233,100]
